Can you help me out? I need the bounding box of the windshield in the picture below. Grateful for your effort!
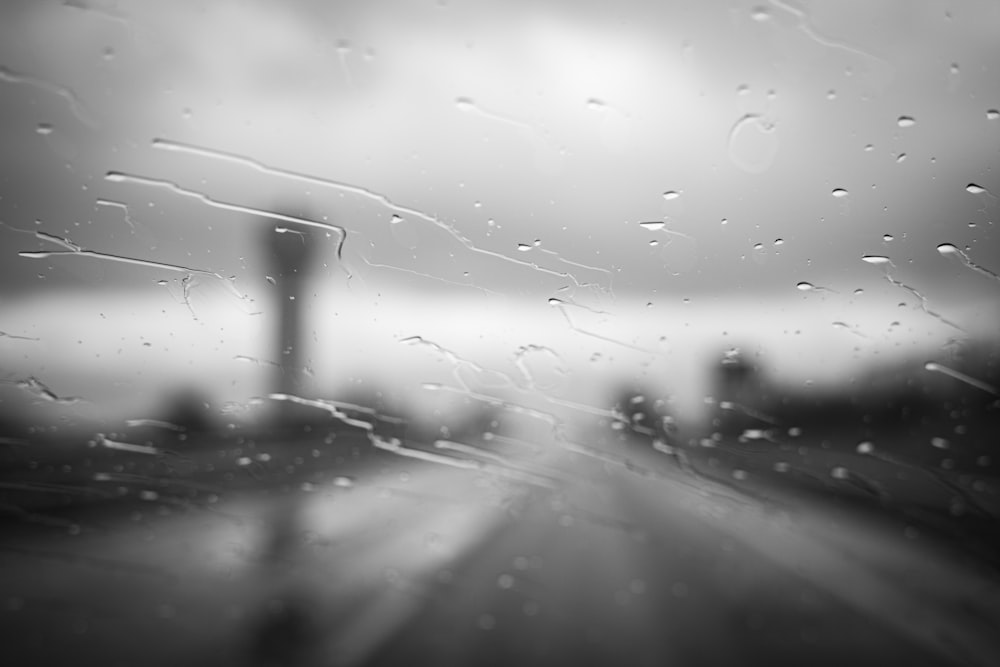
[2,2,999,666]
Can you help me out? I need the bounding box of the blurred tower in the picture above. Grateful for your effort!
[261,212,317,421]
[712,347,767,434]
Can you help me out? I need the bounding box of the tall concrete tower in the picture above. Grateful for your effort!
[261,213,317,420]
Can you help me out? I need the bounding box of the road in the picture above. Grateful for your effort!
[1,420,999,667]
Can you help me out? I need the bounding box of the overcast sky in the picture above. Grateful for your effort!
[1,0,999,420]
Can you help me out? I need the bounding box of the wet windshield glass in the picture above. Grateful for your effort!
[2,2,999,665]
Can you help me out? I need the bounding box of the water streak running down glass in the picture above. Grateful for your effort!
[1,2,999,666]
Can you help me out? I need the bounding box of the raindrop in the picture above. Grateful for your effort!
[750,6,770,21]
[936,243,959,255]
[883,234,894,242]
[455,97,475,112]
[857,441,874,454]
[831,188,849,198]
[864,144,874,152]
[830,466,850,480]
[728,114,778,174]
[181,108,192,120]
[930,437,950,450]
[662,190,681,201]
[35,123,53,135]
[586,98,606,110]
[773,238,784,246]
[390,214,403,224]
[861,255,892,265]
[517,243,532,252]
[333,476,354,488]
[987,109,999,120]
[649,240,659,246]
[753,243,764,250]
[897,116,916,128]
[826,90,836,100]
[102,47,115,61]
[796,282,815,291]
[639,221,664,231]
[965,183,986,194]
[895,153,906,163]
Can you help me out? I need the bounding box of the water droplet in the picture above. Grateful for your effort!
[936,243,959,255]
[36,123,53,136]
[750,6,770,21]
[721,218,729,225]
[333,476,354,488]
[586,98,606,110]
[796,281,815,291]
[548,298,564,306]
[753,243,764,250]
[102,47,115,61]
[826,89,837,100]
[883,234,894,241]
[455,97,475,112]
[477,614,496,630]
[930,437,950,449]
[861,255,891,265]
[639,221,664,231]
[966,183,986,194]
[864,144,874,152]
[857,441,873,454]
[773,238,784,246]
[728,114,778,174]
[830,466,850,480]
[156,280,169,286]
[517,243,532,252]
[390,214,403,224]
[497,574,515,589]
[988,109,999,120]
[662,190,681,201]
[895,153,906,163]
[897,116,916,128]
[853,288,864,295]
[473,201,482,208]
[181,108,192,120]
[649,240,659,246]
[831,188,849,198]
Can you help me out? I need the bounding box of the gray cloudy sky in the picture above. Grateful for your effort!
[1,0,999,420]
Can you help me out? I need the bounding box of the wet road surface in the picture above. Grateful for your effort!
[1,423,999,667]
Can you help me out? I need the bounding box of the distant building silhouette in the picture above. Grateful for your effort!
[260,208,319,425]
